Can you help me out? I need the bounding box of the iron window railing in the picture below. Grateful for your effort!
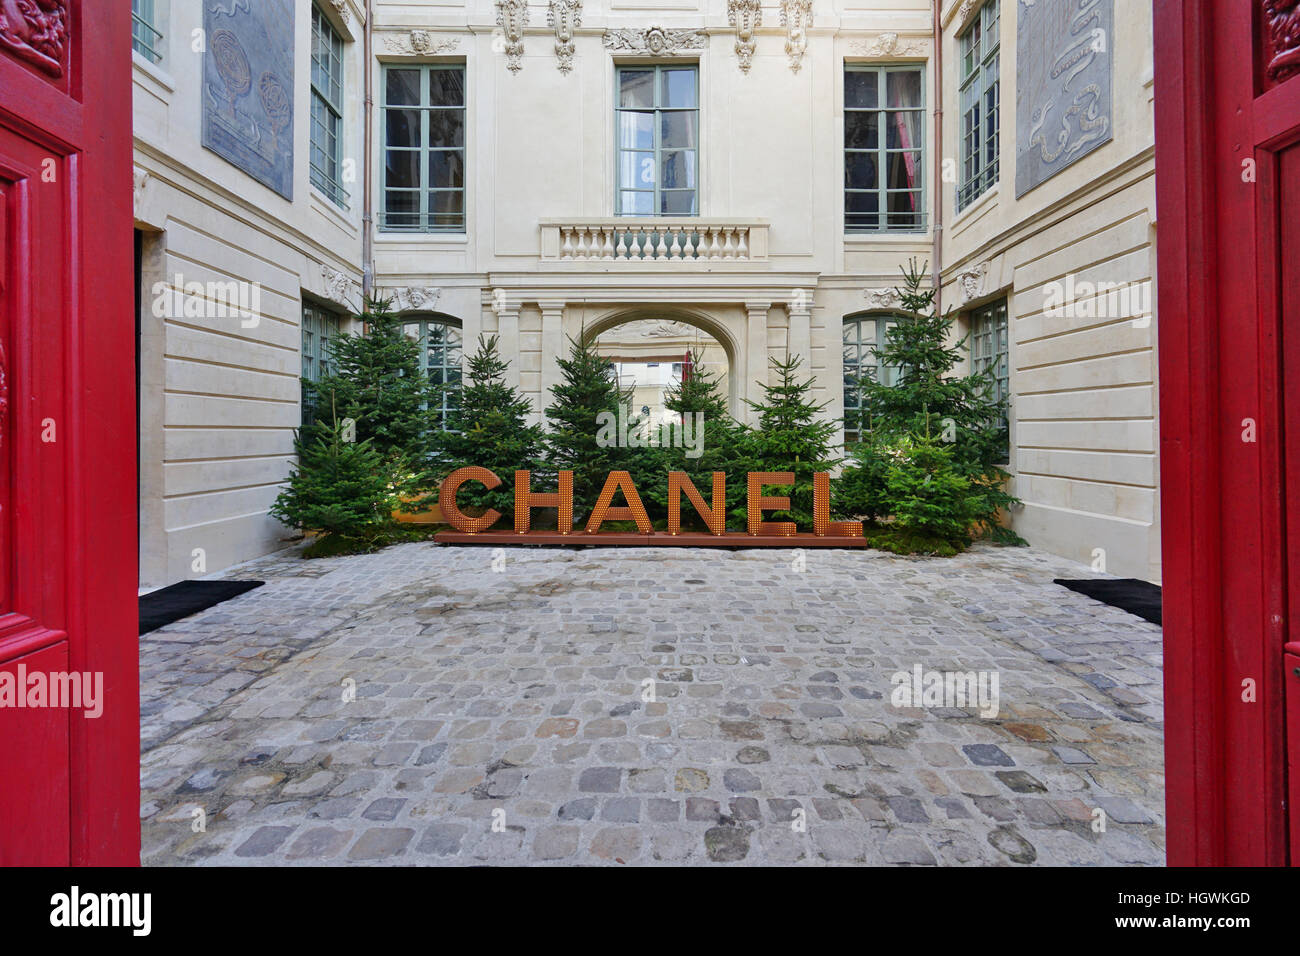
[957,0,1000,213]
[132,0,163,64]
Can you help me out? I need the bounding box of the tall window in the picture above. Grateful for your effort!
[616,65,699,216]
[404,318,462,429]
[132,0,163,64]
[310,5,346,207]
[845,66,925,233]
[382,66,466,232]
[971,297,1010,458]
[842,314,905,443]
[957,0,1000,212]
[302,300,342,425]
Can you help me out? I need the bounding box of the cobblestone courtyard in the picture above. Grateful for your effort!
[139,541,1165,866]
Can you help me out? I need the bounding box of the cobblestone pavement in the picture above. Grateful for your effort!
[139,541,1165,866]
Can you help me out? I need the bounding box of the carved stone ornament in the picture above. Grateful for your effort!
[548,0,582,75]
[496,0,530,74]
[382,31,460,55]
[780,0,812,74]
[133,167,150,217]
[728,0,763,73]
[321,265,363,311]
[329,0,351,26]
[853,33,926,58]
[1262,0,1300,82]
[0,0,68,77]
[957,0,979,29]
[381,286,441,313]
[601,26,707,56]
[956,262,989,302]
[864,288,901,309]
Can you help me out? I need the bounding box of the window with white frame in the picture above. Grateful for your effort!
[403,317,463,429]
[132,0,163,64]
[382,65,466,232]
[301,300,342,426]
[970,297,1010,457]
[842,314,906,443]
[957,0,1000,213]
[310,4,347,207]
[616,65,699,216]
[845,66,925,233]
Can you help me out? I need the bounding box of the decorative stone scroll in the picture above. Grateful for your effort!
[548,0,582,74]
[601,26,707,56]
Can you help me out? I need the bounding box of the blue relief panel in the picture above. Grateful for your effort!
[201,0,295,200]
[1015,0,1113,198]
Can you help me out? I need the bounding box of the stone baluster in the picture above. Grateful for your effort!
[655,229,669,260]
[722,227,735,259]
[669,228,682,259]
[708,227,722,260]
[561,227,574,260]
[736,227,749,260]
[615,229,628,259]
[601,227,615,260]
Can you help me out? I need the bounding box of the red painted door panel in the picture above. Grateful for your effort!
[1288,648,1300,863]
[1157,0,1300,864]
[0,2,138,864]
[0,644,70,865]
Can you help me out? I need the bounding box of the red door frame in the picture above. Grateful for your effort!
[0,2,138,864]
[1156,0,1298,866]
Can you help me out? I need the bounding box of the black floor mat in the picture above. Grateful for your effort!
[139,580,264,635]
[1053,578,1162,626]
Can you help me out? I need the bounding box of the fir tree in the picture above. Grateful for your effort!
[544,334,644,520]
[308,298,437,466]
[270,418,399,542]
[429,335,544,522]
[840,259,1022,544]
[735,354,841,528]
[642,347,748,528]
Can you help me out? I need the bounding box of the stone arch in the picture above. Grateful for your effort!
[578,306,745,419]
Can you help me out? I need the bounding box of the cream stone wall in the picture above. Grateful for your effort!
[133,0,1159,585]
[936,0,1159,582]
[133,0,367,587]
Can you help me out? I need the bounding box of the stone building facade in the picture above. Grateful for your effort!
[132,0,1159,586]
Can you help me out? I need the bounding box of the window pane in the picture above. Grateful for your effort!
[845,152,877,190]
[846,191,880,215]
[619,70,654,108]
[660,190,696,215]
[386,69,420,105]
[620,191,653,215]
[845,70,878,109]
[886,70,923,109]
[429,150,464,189]
[620,151,656,188]
[885,151,921,190]
[430,190,464,219]
[845,112,879,150]
[428,109,464,148]
[618,111,654,150]
[386,109,420,148]
[660,111,697,149]
[661,150,696,189]
[885,110,922,150]
[429,69,464,106]
[386,150,420,188]
[660,69,697,108]
[384,190,420,227]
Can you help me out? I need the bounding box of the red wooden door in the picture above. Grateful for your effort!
[1157,0,1300,866]
[0,3,137,864]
